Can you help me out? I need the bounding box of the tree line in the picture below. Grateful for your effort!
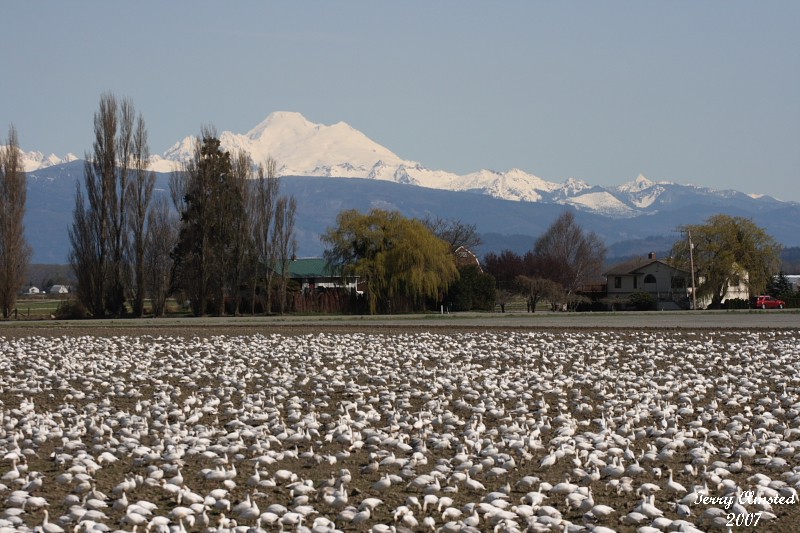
[481,212,785,311]
[68,93,298,318]
[1,93,790,318]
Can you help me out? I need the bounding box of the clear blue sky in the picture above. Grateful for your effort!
[3,1,798,200]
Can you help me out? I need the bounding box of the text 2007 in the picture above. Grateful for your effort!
[727,513,762,527]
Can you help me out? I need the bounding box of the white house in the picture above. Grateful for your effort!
[694,267,749,309]
[25,286,41,295]
[49,285,69,294]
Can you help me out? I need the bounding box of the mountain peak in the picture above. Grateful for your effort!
[618,174,657,193]
[246,111,316,140]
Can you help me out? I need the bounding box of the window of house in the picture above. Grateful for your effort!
[644,274,656,284]
[672,277,686,289]
[633,276,638,289]
[614,277,622,289]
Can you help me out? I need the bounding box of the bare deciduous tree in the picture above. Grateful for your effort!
[227,150,255,315]
[70,93,148,317]
[248,157,280,313]
[533,211,606,295]
[125,115,155,317]
[273,196,297,314]
[0,125,32,319]
[423,216,482,251]
[515,275,559,313]
[144,197,176,317]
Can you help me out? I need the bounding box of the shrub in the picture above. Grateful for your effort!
[54,299,88,319]
[724,298,749,310]
[628,292,655,311]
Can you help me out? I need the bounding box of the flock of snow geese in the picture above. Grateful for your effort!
[0,329,798,532]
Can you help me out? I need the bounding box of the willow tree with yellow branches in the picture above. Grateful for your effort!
[671,214,781,309]
[322,209,458,314]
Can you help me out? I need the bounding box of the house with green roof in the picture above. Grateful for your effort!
[276,258,360,293]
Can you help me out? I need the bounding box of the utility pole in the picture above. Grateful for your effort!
[675,226,699,310]
[687,229,697,310]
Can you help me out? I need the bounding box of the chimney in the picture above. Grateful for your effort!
[648,252,656,260]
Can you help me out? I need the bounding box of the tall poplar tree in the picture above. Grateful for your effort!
[126,115,155,317]
[248,158,280,313]
[144,197,176,317]
[273,196,297,314]
[0,125,32,318]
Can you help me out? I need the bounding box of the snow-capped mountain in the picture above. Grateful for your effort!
[1,147,79,172]
[17,112,794,218]
[148,111,674,216]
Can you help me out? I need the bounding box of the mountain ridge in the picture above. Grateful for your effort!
[23,162,800,264]
[15,111,795,218]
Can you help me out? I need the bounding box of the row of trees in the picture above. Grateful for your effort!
[318,210,607,315]
[69,94,155,318]
[169,128,297,316]
[69,93,298,318]
[482,212,785,312]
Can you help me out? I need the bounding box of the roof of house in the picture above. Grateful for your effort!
[276,258,345,278]
[604,257,689,277]
[454,246,482,271]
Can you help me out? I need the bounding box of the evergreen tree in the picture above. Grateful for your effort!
[172,129,235,315]
[767,271,793,298]
[447,265,496,311]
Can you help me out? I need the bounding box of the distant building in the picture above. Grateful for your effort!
[25,286,41,295]
[454,246,482,271]
[49,285,69,294]
[604,252,691,310]
[275,258,359,293]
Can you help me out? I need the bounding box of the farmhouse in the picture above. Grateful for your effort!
[49,285,70,294]
[25,286,41,295]
[277,258,359,294]
[604,253,691,310]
